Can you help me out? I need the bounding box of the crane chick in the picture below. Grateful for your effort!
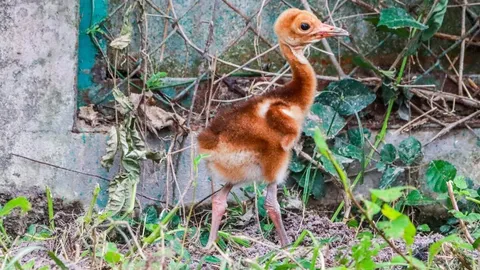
[198,8,349,248]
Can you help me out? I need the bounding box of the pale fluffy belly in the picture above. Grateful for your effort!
[202,146,263,183]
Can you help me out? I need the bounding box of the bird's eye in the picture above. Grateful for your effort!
[300,23,310,31]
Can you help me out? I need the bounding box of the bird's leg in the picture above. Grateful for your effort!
[205,183,233,249]
[265,182,290,247]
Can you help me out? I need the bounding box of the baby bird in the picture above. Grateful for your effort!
[198,8,349,248]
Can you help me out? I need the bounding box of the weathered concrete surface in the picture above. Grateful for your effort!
[0,0,115,206]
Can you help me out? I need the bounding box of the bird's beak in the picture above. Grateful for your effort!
[312,23,349,39]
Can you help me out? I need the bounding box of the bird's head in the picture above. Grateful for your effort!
[274,8,349,49]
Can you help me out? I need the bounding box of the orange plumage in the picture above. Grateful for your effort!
[199,8,349,248]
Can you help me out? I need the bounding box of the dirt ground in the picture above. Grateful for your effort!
[2,191,474,269]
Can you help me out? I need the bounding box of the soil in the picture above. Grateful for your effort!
[2,192,474,269]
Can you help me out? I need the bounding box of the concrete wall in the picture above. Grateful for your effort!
[0,0,479,211]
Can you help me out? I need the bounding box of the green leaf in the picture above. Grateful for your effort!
[363,200,381,219]
[380,144,396,164]
[311,172,325,200]
[421,0,448,41]
[426,160,457,193]
[377,8,428,30]
[289,154,306,173]
[364,15,410,37]
[0,197,31,217]
[334,144,363,161]
[143,206,158,225]
[320,154,352,177]
[146,151,164,162]
[381,79,397,104]
[257,195,267,218]
[417,224,431,232]
[398,137,422,165]
[204,255,221,264]
[347,127,371,147]
[316,79,376,116]
[147,72,168,89]
[371,186,411,202]
[379,166,404,189]
[105,173,138,215]
[454,175,468,190]
[101,126,118,170]
[112,88,133,114]
[104,250,123,264]
[381,204,416,246]
[473,237,480,249]
[404,190,435,206]
[304,104,346,138]
[193,154,209,173]
[452,211,480,223]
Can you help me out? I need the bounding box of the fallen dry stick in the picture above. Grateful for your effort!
[425,110,480,145]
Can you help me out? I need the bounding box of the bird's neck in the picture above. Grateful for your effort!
[279,42,317,111]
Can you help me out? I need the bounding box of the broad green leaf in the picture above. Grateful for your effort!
[451,211,480,223]
[146,151,164,162]
[426,160,456,193]
[417,224,431,232]
[143,206,158,225]
[381,79,397,104]
[379,166,404,189]
[376,161,386,172]
[257,196,267,218]
[316,79,376,116]
[334,144,363,161]
[380,144,396,164]
[473,237,480,249]
[0,197,31,217]
[404,190,435,206]
[453,175,468,190]
[311,172,325,200]
[172,238,191,261]
[422,0,448,41]
[370,187,410,202]
[289,154,306,173]
[104,250,123,264]
[377,8,428,30]
[147,72,168,89]
[320,154,352,177]
[381,204,416,246]
[101,126,118,170]
[304,104,346,138]
[204,255,221,264]
[363,200,381,219]
[364,16,410,37]
[105,173,137,215]
[398,137,422,165]
[347,127,371,147]
[112,88,133,114]
[122,157,141,176]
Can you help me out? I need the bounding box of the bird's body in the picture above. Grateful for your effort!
[199,8,349,248]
